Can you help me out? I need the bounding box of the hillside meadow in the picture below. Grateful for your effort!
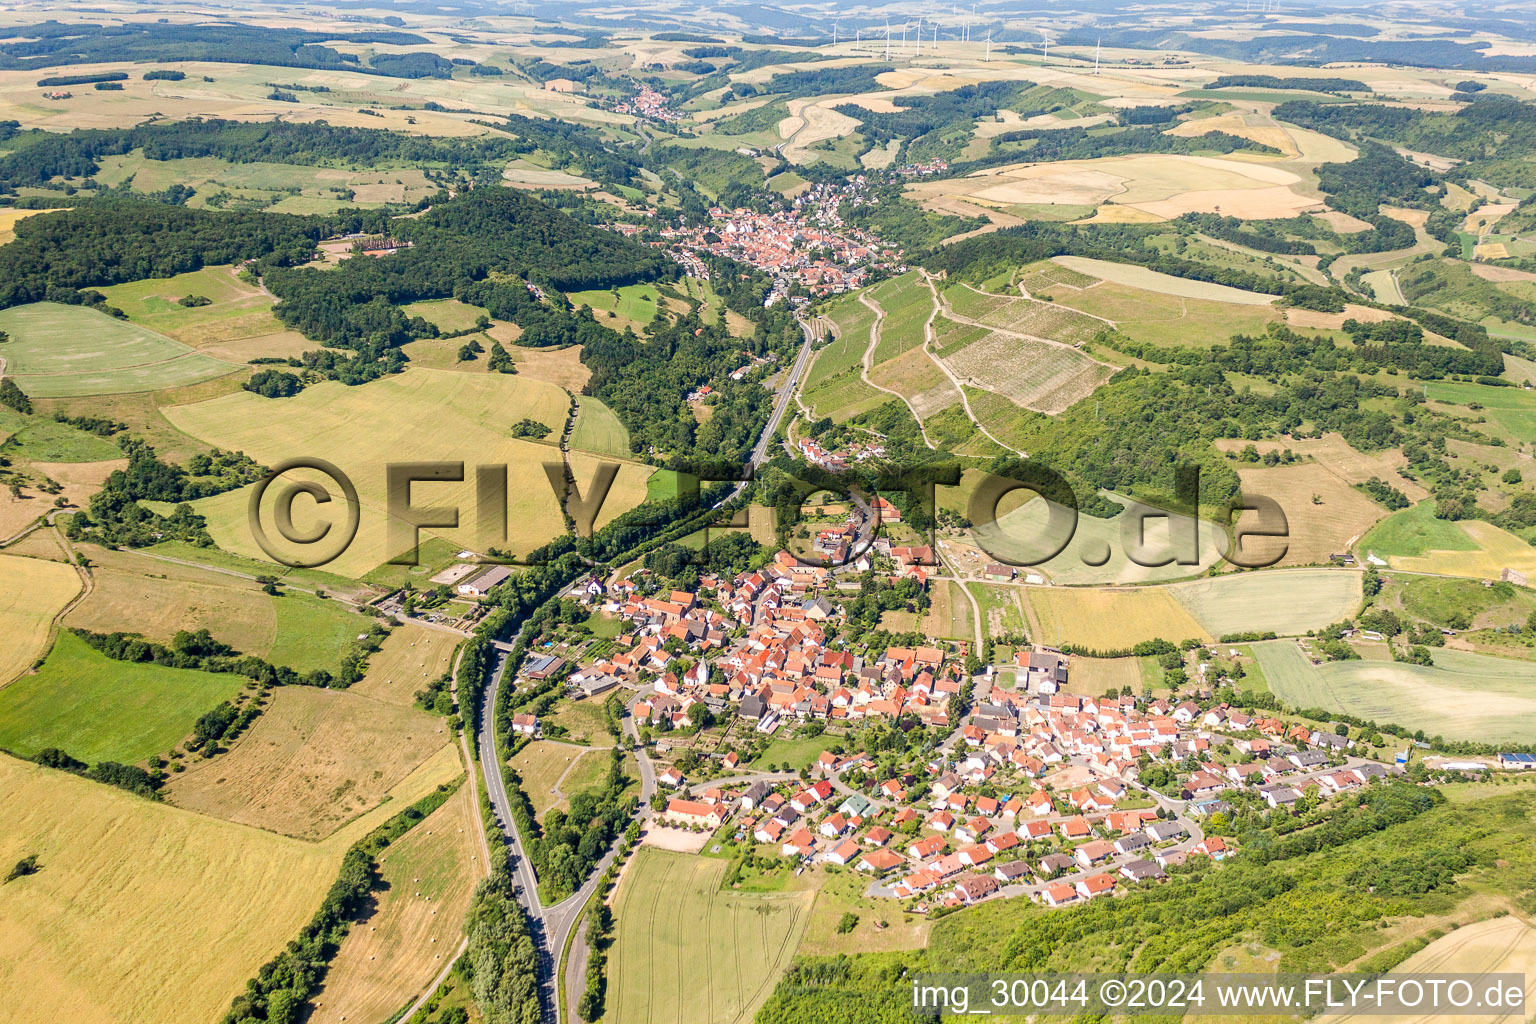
[307,778,484,1024]
[62,544,371,672]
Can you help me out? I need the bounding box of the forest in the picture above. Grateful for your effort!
[0,20,446,77]
[0,120,530,191]
[1276,95,1536,189]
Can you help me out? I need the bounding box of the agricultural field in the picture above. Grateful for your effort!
[163,685,451,840]
[1359,915,1536,1020]
[0,743,460,1024]
[0,631,244,765]
[940,329,1115,413]
[162,369,652,577]
[1252,641,1536,744]
[1021,585,1211,650]
[1062,656,1145,697]
[63,546,277,655]
[1053,256,1280,305]
[1167,569,1363,638]
[606,847,814,1024]
[570,396,632,458]
[96,265,281,344]
[348,625,458,707]
[308,779,482,1024]
[0,553,80,686]
[0,303,240,397]
[907,152,1320,224]
[975,495,1229,586]
[1233,461,1390,565]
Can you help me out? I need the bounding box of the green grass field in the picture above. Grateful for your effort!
[607,847,813,1024]
[267,592,372,673]
[1359,500,1478,560]
[750,732,833,770]
[569,283,667,332]
[1426,381,1536,444]
[0,405,123,462]
[0,303,238,397]
[1252,640,1536,744]
[0,631,244,764]
[1169,570,1363,638]
[569,396,631,457]
[399,298,490,334]
[96,266,274,335]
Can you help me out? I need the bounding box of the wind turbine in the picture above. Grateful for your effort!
[833,20,839,46]
[884,16,891,60]
[986,29,992,61]
[1094,36,1101,74]
[916,18,923,57]
[1041,29,1050,66]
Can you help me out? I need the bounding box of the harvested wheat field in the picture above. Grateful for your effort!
[1165,113,1298,157]
[1233,462,1390,565]
[163,368,651,576]
[941,331,1115,413]
[1283,303,1395,330]
[0,553,81,686]
[1327,916,1536,1024]
[63,546,278,655]
[914,153,1317,221]
[1023,585,1211,650]
[308,779,482,1024]
[1053,256,1279,304]
[1066,656,1146,697]
[349,625,459,707]
[0,746,459,1024]
[1390,519,1536,580]
[164,686,452,840]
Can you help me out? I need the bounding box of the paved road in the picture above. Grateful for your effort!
[478,646,660,1023]
[724,317,818,505]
